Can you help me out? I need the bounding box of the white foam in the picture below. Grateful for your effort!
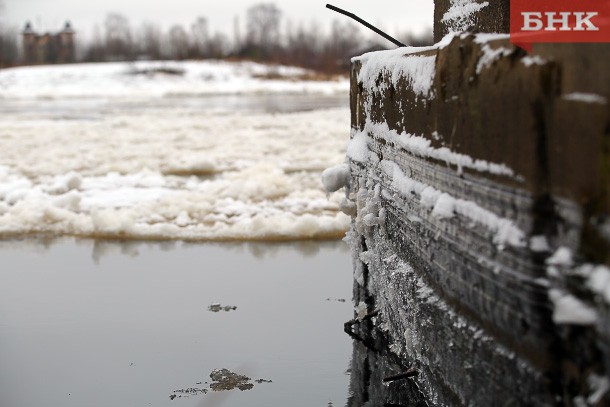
[0,63,353,241]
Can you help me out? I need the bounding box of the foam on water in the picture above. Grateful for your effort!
[0,61,351,241]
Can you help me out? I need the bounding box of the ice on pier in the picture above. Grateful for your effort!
[355,121,515,177]
[321,164,350,193]
[353,51,436,101]
[346,125,526,248]
[562,93,608,105]
[549,289,598,325]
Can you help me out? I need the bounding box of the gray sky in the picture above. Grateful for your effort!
[2,1,434,43]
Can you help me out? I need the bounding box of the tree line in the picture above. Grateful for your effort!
[0,2,432,73]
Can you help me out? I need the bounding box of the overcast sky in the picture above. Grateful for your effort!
[2,0,434,43]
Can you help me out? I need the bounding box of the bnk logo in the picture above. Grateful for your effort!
[510,0,610,50]
[522,12,600,31]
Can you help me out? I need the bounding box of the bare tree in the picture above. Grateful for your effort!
[206,32,229,59]
[104,13,133,60]
[168,25,189,60]
[399,30,434,47]
[245,2,282,59]
[322,20,362,71]
[139,22,162,60]
[285,20,322,69]
[233,15,241,54]
[83,24,105,62]
[190,17,208,58]
[0,0,18,67]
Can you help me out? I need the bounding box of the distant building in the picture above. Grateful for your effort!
[22,21,75,65]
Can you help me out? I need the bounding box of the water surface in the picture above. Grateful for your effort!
[0,239,353,407]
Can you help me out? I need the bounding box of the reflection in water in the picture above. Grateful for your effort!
[346,341,428,407]
[0,237,348,263]
[344,303,428,407]
[0,238,353,407]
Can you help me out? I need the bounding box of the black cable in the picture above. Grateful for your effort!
[326,4,407,47]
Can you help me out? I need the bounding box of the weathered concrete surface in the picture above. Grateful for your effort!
[434,0,510,42]
[346,35,610,406]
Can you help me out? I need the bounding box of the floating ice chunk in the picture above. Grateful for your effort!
[0,177,33,201]
[52,190,81,211]
[175,211,192,227]
[91,208,137,235]
[321,164,350,193]
[549,289,597,325]
[46,171,82,194]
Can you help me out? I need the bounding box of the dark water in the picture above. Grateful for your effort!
[0,239,354,407]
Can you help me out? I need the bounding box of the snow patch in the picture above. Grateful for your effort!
[442,0,490,33]
[521,55,547,67]
[355,50,436,100]
[354,121,515,177]
[588,374,610,405]
[0,60,349,99]
[586,265,610,304]
[529,235,551,253]
[346,131,371,164]
[477,44,512,74]
[549,289,597,325]
[546,247,573,267]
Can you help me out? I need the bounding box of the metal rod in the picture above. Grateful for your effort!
[326,4,407,47]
